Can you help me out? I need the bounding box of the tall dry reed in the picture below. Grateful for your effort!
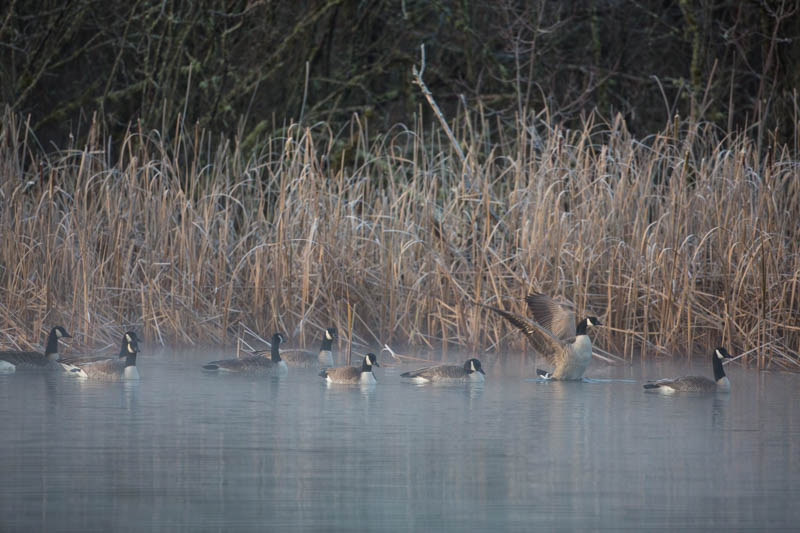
[0,108,797,369]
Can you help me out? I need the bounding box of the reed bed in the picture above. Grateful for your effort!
[0,107,798,369]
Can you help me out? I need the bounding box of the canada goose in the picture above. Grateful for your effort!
[643,347,734,393]
[0,360,15,373]
[67,331,141,380]
[275,327,337,368]
[400,358,485,383]
[319,353,379,384]
[0,326,72,370]
[203,332,287,375]
[59,331,134,366]
[484,293,601,380]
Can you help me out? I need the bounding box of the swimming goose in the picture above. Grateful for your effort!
[643,347,734,393]
[0,360,15,373]
[319,353,379,384]
[203,332,287,375]
[484,292,601,380]
[400,358,485,383]
[276,327,337,368]
[59,330,136,366]
[0,326,72,370]
[67,331,141,380]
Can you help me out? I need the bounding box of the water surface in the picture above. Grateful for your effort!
[1,350,798,532]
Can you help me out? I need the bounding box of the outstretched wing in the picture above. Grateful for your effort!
[483,304,566,365]
[525,293,576,342]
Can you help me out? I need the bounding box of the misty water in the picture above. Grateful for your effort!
[1,349,799,532]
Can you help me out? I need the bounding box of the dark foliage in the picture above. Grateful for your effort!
[1,0,798,147]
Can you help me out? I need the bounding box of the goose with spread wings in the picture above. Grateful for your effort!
[484,293,601,380]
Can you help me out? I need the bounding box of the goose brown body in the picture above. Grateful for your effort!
[204,333,287,375]
[320,353,379,384]
[401,359,485,383]
[643,348,733,393]
[68,332,141,380]
[276,328,337,368]
[0,326,72,371]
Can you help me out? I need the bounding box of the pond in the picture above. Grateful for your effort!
[1,349,798,531]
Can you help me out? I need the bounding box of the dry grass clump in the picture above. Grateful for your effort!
[0,108,798,369]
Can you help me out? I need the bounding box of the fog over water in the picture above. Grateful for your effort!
[1,347,798,532]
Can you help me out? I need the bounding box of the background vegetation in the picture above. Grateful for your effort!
[2,0,799,147]
[1,106,798,368]
[1,1,798,368]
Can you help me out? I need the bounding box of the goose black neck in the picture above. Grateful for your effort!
[125,352,137,368]
[360,361,373,373]
[320,336,334,351]
[576,319,588,336]
[712,352,726,381]
[44,329,60,356]
[271,339,282,363]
